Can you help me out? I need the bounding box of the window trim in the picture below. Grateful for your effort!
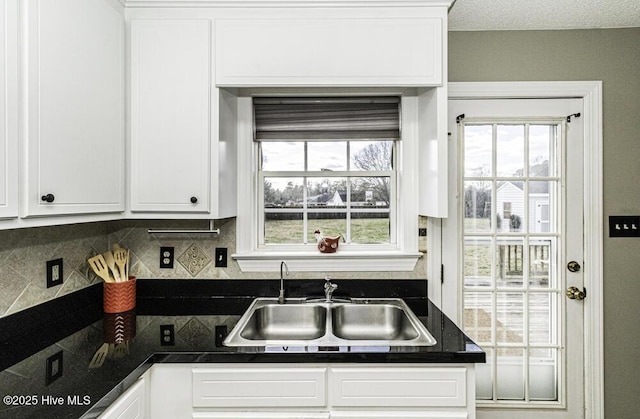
[233,93,422,272]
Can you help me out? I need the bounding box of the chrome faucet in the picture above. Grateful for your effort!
[278,261,289,304]
[324,276,338,302]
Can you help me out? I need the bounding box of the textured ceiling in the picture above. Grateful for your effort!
[448,0,640,31]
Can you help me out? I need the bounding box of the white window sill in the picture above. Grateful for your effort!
[232,250,423,272]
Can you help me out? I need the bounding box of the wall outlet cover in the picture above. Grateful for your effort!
[160,246,175,269]
[160,324,175,346]
[46,258,63,288]
[45,351,63,385]
[215,325,228,347]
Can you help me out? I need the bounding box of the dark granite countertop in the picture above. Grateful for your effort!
[0,279,484,419]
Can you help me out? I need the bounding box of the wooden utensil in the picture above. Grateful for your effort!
[89,343,109,368]
[88,254,113,283]
[102,251,120,282]
[113,342,129,359]
[112,246,128,282]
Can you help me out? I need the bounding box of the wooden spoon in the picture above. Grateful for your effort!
[102,251,120,282]
[112,246,128,282]
[88,254,113,283]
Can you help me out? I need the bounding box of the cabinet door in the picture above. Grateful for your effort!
[192,367,327,408]
[329,367,467,408]
[0,0,18,219]
[99,376,146,419]
[215,17,443,87]
[23,0,124,217]
[130,19,211,213]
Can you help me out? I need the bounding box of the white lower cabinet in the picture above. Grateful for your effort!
[146,363,475,419]
[99,374,147,419]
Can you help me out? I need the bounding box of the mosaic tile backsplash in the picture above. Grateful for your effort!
[0,217,428,318]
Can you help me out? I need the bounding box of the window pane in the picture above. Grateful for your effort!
[351,177,390,209]
[464,181,492,232]
[308,212,346,242]
[264,213,303,244]
[264,177,304,244]
[464,238,492,287]
[496,238,524,288]
[464,291,493,344]
[261,142,304,171]
[264,177,304,208]
[529,348,558,401]
[496,292,524,345]
[529,240,551,288]
[529,125,553,177]
[307,178,347,209]
[496,347,525,400]
[350,141,393,171]
[307,141,347,171]
[497,125,525,177]
[464,125,492,177]
[529,292,555,345]
[476,347,494,400]
[529,181,553,233]
[497,181,523,232]
[351,212,390,244]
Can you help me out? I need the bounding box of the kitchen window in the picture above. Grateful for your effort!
[255,97,398,248]
[234,94,423,272]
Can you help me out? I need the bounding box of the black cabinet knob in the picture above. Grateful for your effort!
[190,196,198,204]
[41,194,55,203]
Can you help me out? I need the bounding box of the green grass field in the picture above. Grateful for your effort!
[264,218,390,244]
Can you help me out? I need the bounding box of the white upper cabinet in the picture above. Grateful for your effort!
[22,0,125,217]
[215,16,443,87]
[129,18,237,217]
[0,0,18,219]
[130,19,211,213]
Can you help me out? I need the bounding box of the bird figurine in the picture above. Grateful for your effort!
[314,230,342,253]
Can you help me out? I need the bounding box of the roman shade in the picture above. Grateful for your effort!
[253,97,401,141]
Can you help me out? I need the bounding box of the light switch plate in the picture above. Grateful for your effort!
[609,215,640,237]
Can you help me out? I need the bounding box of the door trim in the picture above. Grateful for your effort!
[438,81,603,419]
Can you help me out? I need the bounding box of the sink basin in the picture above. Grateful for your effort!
[224,297,437,348]
[331,304,420,341]
[240,304,326,341]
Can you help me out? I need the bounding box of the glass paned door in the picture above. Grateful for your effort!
[463,122,560,403]
[449,98,584,419]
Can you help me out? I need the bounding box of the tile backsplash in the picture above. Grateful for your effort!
[0,217,428,318]
[0,223,109,317]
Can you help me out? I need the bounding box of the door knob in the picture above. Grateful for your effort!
[567,261,581,272]
[566,286,586,300]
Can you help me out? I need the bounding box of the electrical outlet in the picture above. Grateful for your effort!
[45,351,63,385]
[215,325,228,347]
[418,228,427,237]
[46,258,63,288]
[215,248,227,268]
[160,247,174,269]
[160,325,175,346]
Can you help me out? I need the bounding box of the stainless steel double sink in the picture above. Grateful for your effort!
[224,297,437,347]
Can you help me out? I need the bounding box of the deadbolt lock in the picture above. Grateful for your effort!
[567,261,581,272]
[566,286,586,300]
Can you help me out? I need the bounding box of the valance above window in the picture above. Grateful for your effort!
[253,97,401,141]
